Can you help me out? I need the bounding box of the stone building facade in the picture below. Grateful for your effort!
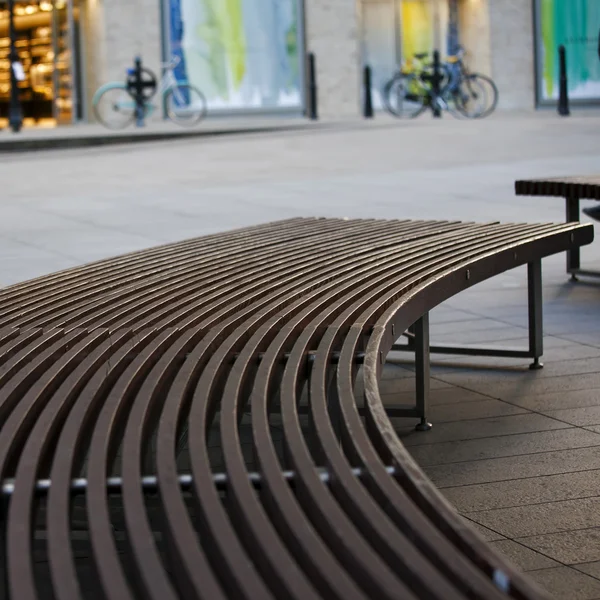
[1,0,597,127]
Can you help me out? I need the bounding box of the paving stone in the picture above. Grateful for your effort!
[427,399,528,423]
[400,413,570,448]
[433,372,600,401]
[436,356,600,384]
[467,497,600,538]
[428,307,478,325]
[527,566,600,600]
[576,561,600,581]
[509,389,600,412]
[559,334,600,349]
[378,375,452,395]
[426,356,526,369]
[520,528,600,565]
[409,428,600,467]
[461,517,505,542]
[380,363,414,380]
[544,406,600,427]
[432,326,529,346]
[426,447,600,488]
[441,470,600,512]
[381,387,490,407]
[428,317,507,336]
[541,344,600,362]
[489,540,559,572]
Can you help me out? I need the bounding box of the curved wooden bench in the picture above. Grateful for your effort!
[0,217,594,600]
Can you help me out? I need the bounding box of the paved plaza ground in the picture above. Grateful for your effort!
[3,111,600,599]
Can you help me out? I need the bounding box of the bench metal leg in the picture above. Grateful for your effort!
[371,314,432,430]
[414,314,432,432]
[528,260,544,370]
[566,195,581,280]
[1,495,8,600]
[390,262,545,366]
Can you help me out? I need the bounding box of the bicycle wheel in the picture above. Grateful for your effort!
[93,86,136,130]
[165,85,207,126]
[449,77,488,119]
[468,74,498,118]
[383,74,427,119]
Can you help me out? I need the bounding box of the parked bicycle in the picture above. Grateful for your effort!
[383,46,498,119]
[92,56,207,129]
[446,45,498,118]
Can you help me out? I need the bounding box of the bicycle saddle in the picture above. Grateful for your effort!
[414,52,429,60]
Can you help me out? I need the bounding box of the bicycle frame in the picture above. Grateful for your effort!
[92,58,188,112]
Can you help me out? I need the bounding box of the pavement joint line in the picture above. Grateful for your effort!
[422,371,600,428]
[435,466,600,490]
[461,514,507,538]
[395,407,532,426]
[406,424,584,449]
[463,491,600,514]
[0,122,330,155]
[514,523,600,541]
[0,233,95,264]
[491,538,567,572]
[572,565,600,584]
[415,439,600,468]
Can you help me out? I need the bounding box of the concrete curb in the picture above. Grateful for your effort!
[0,122,323,153]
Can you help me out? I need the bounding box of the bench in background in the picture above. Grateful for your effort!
[516,176,600,280]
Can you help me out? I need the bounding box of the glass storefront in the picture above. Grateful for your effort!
[359,0,459,109]
[535,0,600,103]
[0,0,82,127]
[163,0,304,113]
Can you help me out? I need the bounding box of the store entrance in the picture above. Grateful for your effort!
[0,0,82,128]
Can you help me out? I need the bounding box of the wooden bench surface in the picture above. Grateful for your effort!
[0,217,594,600]
[516,175,600,199]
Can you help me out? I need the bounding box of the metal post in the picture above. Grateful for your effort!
[307,53,318,120]
[8,0,23,133]
[134,57,145,128]
[558,45,570,117]
[566,194,581,279]
[0,495,8,599]
[528,260,544,370]
[432,50,442,118]
[363,65,374,118]
[414,314,432,431]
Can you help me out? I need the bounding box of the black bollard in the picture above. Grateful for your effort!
[133,57,146,127]
[7,0,23,133]
[558,45,570,116]
[307,53,318,120]
[363,65,374,118]
[432,50,442,118]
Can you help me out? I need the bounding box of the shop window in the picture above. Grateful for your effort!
[359,0,459,110]
[536,0,600,102]
[165,0,303,112]
[0,0,81,127]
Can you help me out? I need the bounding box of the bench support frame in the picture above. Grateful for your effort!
[388,260,544,430]
[566,193,600,280]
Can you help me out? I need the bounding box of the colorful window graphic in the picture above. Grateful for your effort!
[400,0,434,59]
[360,0,458,110]
[167,0,302,111]
[537,0,600,101]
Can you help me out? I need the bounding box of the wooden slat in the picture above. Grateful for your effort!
[515,176,600,200]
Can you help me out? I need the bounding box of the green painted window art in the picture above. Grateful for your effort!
[538,0,600,101]
[170,0,302,111]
